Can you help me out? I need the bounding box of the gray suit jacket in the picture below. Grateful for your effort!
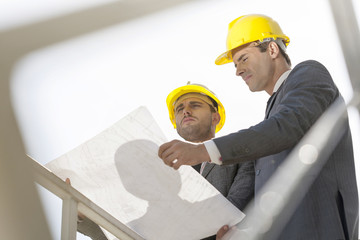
[200,161,254,240]
[201,161,254,211]
[213,60,359,240]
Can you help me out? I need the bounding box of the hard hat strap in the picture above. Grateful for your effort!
[274,39,287,53]
[258,38,287,53]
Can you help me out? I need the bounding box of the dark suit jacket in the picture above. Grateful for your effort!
[213,60,359,240]
[201,161,254,211]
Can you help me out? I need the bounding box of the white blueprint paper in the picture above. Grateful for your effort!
[46,106,245,240]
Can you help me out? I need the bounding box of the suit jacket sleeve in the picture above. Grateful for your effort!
[213,60,339,165]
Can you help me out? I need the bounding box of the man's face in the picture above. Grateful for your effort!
[232,42,275,94]
[174,97,219,142]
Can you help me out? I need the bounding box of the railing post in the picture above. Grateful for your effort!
[61,197,78,240]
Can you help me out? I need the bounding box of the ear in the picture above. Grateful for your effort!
[268,41,280,59]
[212,112,221,126]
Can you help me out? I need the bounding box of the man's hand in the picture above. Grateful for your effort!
[158,140,210,170]
[216,225,229,240]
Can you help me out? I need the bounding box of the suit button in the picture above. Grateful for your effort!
[256,169,261,176]
[245,148,250,153]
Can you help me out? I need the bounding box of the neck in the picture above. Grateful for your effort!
[267,62,291,95]
[188,132,215,143]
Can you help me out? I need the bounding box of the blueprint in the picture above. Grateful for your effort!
[46,106,245,240]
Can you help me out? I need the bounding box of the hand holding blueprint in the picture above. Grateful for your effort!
[46,106,244,240]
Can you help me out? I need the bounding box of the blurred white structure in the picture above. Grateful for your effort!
[1,0,359,239]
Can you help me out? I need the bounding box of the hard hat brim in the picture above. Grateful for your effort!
[215,51,233,65]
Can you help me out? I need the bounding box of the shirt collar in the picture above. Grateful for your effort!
[273,69,291,93]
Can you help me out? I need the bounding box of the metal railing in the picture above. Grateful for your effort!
[30,157,144,240]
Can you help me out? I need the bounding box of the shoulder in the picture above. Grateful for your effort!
[279,59,338,101]
[286,60,334,86]
[291,60,330,75]
[295,59,324,67]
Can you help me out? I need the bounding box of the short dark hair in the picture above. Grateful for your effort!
[207,96,218,113]
[256,39,291,67]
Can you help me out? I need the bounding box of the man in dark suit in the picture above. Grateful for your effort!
[166,83,254,213]
[158,14,359,240]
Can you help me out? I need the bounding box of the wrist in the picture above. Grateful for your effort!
[203,140,223,165]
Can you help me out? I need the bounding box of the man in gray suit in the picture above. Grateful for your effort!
[158,14,359,240]
[166,83,254,213]
[74,83,254,240]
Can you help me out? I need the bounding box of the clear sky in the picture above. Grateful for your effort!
[2,0,360,239]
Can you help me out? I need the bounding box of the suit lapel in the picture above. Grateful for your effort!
[265,79,287,119]
[201,163,216,178]
[265,92,278,119]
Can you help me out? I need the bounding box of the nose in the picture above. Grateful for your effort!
[182,105,191,116]
[236,64,245,77]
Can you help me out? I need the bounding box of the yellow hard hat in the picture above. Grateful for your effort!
[215,14,290,65]
[166,83,225,133]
